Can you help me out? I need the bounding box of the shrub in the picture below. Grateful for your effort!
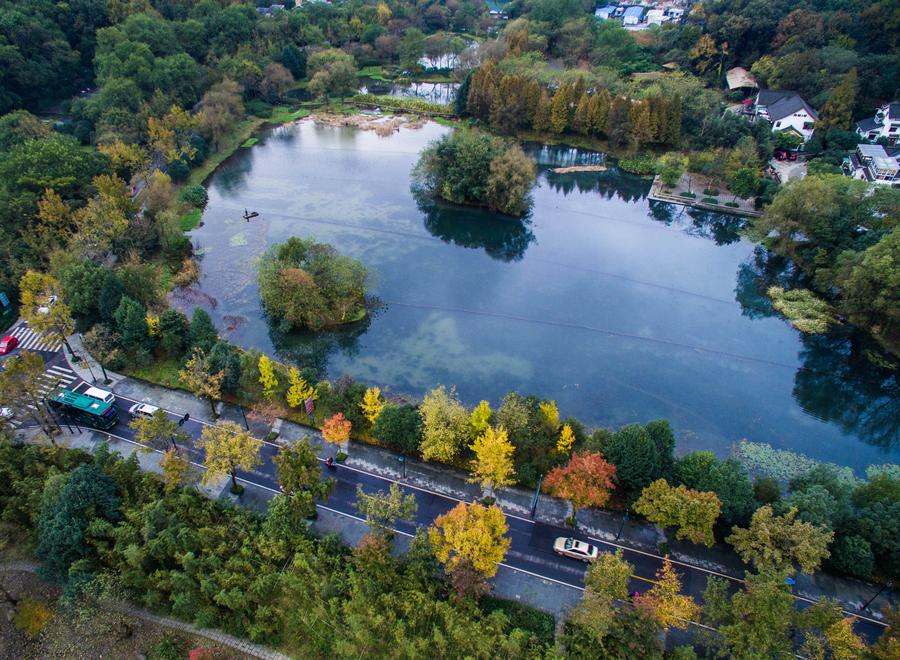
[14,596,53,637]
[703,188,720,196]
[148,636,184,660]
[617,154,657,175]
[725,201,739,207]
[353,93,451,115]
[180,184,209,209]
[826,534,874,579]
[167,159,190,182]
[701,197,719,204]
[679,191,696,198]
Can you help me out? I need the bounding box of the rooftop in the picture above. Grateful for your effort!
[623,6,645,18]
[726,67,758,91]
[757,89,818,122]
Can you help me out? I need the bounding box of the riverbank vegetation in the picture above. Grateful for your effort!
[258,237,369,331]
[413,128,537,216]
[749,175,900,355]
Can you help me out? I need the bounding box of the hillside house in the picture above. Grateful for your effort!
[754,89,817,143]
[844,144,900,187]
[856,102,900,144]
[623,6,645,25]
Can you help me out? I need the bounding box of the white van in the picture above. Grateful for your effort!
[83,386,116,405]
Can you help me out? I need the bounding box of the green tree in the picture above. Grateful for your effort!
[633,479,721,547]
[129,408,178,452]
[726,506,834,574]
[188,307,218,353]
[817,69,857,132]
[373,404,422,454]
[113,296,149,352]
[571,549,632,637]
[398,28,425,72]
[549,84,574,134]
[674,451,756,528]
[355,482,417,538]
[36,464,120,583]
[197,79,244,150]
[419,386,470,463]
[703,571,795,659]
[197,420,262,495]
[728,167,759,201]
[258,355,279,400]
[484,143,536,216]
[601,423,663,502]
[308,49,358,104]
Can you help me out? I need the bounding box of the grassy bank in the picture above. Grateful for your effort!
[187,117,264,186]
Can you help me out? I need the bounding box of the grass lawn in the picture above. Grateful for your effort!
[178,208,202,231]
[269,106,311,123]
[123,357,185,390]
[242,137,259,147]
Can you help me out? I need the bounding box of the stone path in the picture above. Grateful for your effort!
[0,562,291,660]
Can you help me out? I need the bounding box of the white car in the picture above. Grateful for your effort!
[129,402,160,419]
[0,407,13,420]
[553,537,600,562]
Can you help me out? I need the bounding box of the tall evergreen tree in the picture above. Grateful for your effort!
[817,69,857,132]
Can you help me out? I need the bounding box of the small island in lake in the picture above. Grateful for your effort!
[258,237,368,331]
[412,128,537,217]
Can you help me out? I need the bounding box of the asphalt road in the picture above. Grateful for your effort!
[10,347,888,642]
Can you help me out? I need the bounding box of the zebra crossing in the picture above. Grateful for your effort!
[2,364,79,429]
[8,324,62,352]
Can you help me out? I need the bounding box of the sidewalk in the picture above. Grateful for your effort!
[62,340,898,621]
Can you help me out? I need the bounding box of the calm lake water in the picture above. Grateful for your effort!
[187,120,900,472]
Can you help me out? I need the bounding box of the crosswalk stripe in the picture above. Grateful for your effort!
[9,325,61,352]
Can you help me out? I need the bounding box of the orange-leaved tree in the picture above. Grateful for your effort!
[544,451,616,525]
[321,412,352,453]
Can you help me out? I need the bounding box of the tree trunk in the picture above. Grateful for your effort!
[230,469,238,492]
[208,397,217,419]
[61,336,75,357]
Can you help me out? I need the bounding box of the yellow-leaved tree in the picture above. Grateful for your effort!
[429,501,510,597]
[469,400,492,437]
[178,348,224,418]
[360,386,384,425]
[639,558,701,630]
[258,354,279,400]
[285,367,316,409]
[160,448,191,493]
[197,420,262,495]
[557,423,575,453]
[469,425,515,497]
[18,271,75,355]
[538,400,560,429]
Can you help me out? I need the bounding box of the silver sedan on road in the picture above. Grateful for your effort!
[553,537,600,562]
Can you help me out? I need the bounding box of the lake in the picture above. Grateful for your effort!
[186,119,900,473]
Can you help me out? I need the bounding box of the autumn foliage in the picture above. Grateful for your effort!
[429,501,510,579]
[321,412,352,445]
[633,479,721,547]
[543,451,617,511]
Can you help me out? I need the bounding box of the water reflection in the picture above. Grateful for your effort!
[416,193,535,262]
[269,312,372,376]
[794,331,900,450]
[358,78,459,105]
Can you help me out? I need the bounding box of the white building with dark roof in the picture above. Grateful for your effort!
[754,89,818,142]
[856,102,900,144]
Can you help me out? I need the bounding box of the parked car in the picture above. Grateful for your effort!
[0,335,18,355]
[553,537,600,562]
[128,402,160,419]
[774,149,798,161]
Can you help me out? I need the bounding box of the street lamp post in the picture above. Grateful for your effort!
[616,513,629,540]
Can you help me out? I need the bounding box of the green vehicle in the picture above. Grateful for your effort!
[48,388,119,430]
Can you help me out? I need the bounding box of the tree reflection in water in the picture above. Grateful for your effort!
[794,331,900,450]
[416,193,536,262]
[735,246,900,450]
[267,310,372,377]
